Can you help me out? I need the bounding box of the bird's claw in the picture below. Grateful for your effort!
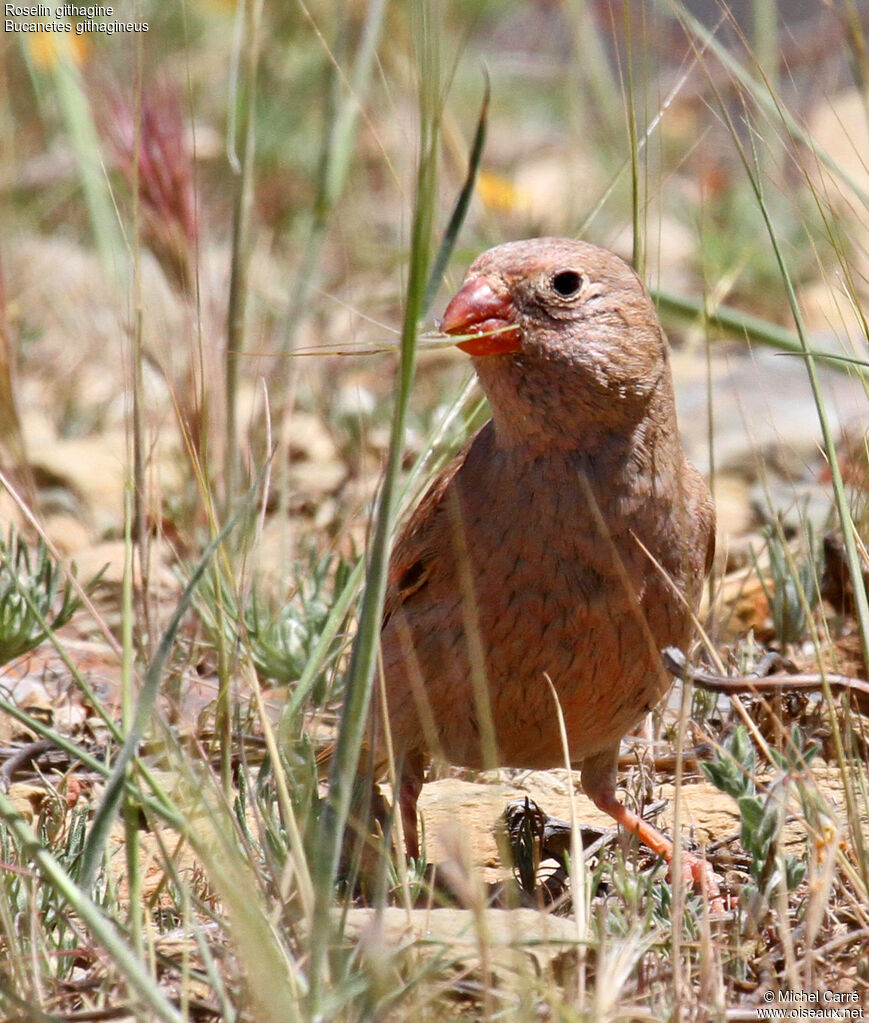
[670,853,727,914]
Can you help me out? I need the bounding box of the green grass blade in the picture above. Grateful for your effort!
[655,289,864,376]
[621,0,644,276]
[45,50,124,280]
[307,5,442,1009]
[225,0,264,508]
[423,72,489,315]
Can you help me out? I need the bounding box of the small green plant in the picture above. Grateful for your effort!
[0,526,91,665]
[0,805,92,982]
[702,725,814,918]
[195,547,353,701]
[754,523,820,648]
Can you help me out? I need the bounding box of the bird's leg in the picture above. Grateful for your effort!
[591,785,725,911]
[582,750,725,913]
[397,750,426,863]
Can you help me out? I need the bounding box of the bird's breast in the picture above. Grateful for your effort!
[379,442,705,771]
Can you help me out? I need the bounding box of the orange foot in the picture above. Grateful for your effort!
[671,851,726,914]
[591,786,727,914]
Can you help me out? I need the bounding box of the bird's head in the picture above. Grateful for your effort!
[439,238,673,446]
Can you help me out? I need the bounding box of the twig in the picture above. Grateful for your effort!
[0,737,55,790]
[664,647,869,707]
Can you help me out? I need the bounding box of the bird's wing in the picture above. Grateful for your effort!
[317,427,485,775]
[704,518,716,577]
[383,425,487,626]
[688,460,716,577]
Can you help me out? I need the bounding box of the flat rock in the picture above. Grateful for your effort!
[417,765,868,876]
[338,905,579,979]
[418,773,614,879]
[672,346,869,481]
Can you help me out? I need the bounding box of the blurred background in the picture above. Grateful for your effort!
[4,1,869,1017]
[3,0,868,582]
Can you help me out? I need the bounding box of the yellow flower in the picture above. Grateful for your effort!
[476,170,530,214]
[27,28,88,69]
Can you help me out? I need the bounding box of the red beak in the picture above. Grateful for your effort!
[440,277,521,356]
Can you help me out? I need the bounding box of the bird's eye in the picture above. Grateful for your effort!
[550,269,583,298]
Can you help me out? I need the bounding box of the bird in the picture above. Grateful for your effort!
[359,237,720,905]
